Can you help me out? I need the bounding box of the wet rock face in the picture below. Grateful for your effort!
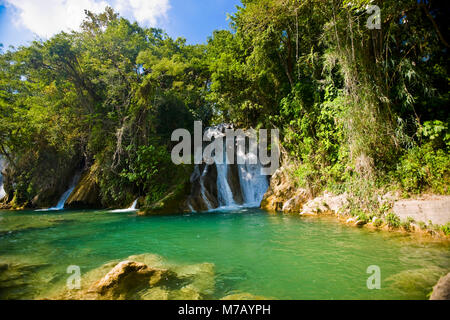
[187,164,219,211]
[430,272,450,300]
[227,164,244,205]
[65,166,102,209]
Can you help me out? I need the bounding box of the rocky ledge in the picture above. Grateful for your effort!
[261,166,450,236]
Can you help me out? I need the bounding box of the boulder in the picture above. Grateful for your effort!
[430,272,450,300]
[260,166,298,212]
[282,189,309,213]
[89,261,175,299]
[45,253,216,300]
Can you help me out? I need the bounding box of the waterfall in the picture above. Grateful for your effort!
[188,124,270,212]
[237,158,269,207]
[37,174,80,211]
[0,156,5,200]
[111,198,139,213]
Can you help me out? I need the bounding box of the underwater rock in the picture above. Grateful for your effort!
[220,292,270,300]
[89,261,176,299]
[46,253,216,300]
[430,272,450,300]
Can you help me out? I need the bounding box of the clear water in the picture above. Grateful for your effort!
[0,208,448,300]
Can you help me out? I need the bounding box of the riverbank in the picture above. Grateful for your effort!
[261,165,450,240]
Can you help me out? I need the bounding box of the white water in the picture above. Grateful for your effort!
[0,157,5,200]
[36,174,80,211]
[110,198,138,213]
[238,162,269,207]
[194,125,269,211]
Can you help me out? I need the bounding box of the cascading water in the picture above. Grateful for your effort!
[0,156,5,200]
[237,158,269,207]
[37,174,80,211]
[111,198,138,213]
[187,124,270,211]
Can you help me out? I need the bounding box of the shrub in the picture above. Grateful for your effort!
[395,142,450,194]
[385,212,401,229]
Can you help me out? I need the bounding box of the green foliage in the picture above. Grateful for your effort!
[395,142,450,194]
[386,212,401,229]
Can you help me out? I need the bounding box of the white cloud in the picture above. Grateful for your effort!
[5,0,171,38]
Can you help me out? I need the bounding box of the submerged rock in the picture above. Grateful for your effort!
[430,272,450,300]
[221,292,270,300]
[89,261,176,299]
[46,253,216,300]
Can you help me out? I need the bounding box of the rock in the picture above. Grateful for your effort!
[221,292,269,300]
[139,179,192,215]
[227,164,244,205]
[66,165,102,209]
[260,166,298,211]
[281,189,309,213]
[186,164,219,212]
[300,192,348,216]
[45,253,216,300]
[90,261,175,299]
[393,196,450,227]
[430,273,450,300]
[355,220,367,226]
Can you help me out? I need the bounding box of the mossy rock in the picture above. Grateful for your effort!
[139,180,191,216]
[65,164,102,209]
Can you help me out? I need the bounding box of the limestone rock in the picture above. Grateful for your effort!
[282,189,309,213]
[393,196,450,226]
[260,166,298,211]
[300,192,348,216]
[430,272,450,300]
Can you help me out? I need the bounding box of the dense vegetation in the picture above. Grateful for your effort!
[0,0,448,209]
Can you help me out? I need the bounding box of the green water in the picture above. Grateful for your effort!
[0,208,449,300]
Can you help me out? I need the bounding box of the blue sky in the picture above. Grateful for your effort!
[0,0,241,50]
